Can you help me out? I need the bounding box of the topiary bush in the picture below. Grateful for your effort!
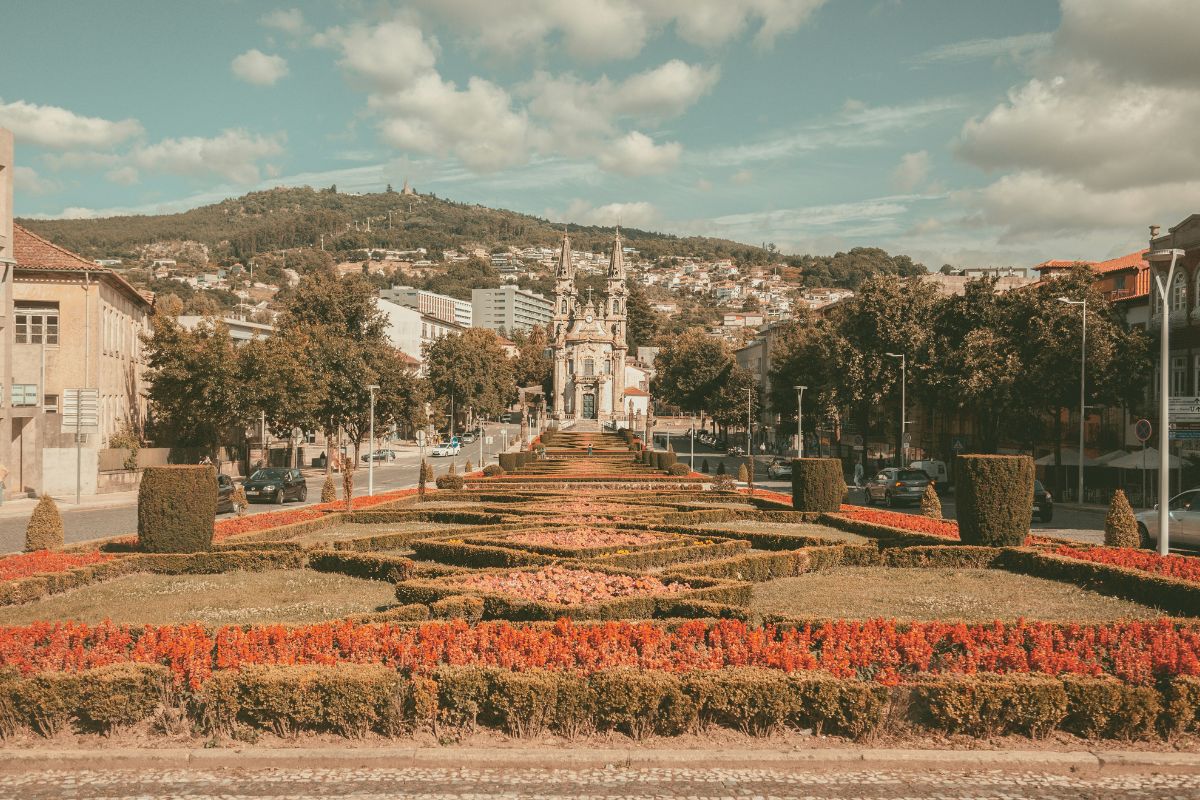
[138,466,216,553]
[1105,489,1139,548]
[737,462,750,483]
[24,495,64,552]
[791,458,846,512]
[431,594,484,622]
[716,461,727,476]
[701,459,709,474]
[955,454,1034,546]
[464,460,473,473]
[482,464,506,477]
[435,473,465,490]
[920,483,942,519]
[231,485,248,517]
[668,463,690,476]
[321,474,337,503]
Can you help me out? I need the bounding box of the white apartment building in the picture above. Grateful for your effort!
[471,285,553,333]
[380,285,472,327]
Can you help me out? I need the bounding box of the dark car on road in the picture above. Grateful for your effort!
[865,467,932,507]
[243,467,307,504]
[217,473,235,514]
[1034,480,1054,523]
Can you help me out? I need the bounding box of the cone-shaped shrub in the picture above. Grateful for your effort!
[920,483,942,519]
[738,462,750,482]
[421,461,435,482]
[448,461,457,476]
[701,459,709,473]
[138,466,215,553]
[465,460,473,473]
[231,485,248,516]
[955,454,1034,546]
[790,458,846,512]
[717,461,727,476]
[24,495,64,552]
[1104,489,1140,548]
[321,475,337,503]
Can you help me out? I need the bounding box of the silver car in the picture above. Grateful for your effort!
[1134,490,1200,549]
[865,468,932,507]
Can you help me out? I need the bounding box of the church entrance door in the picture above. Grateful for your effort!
[582,393,596,419]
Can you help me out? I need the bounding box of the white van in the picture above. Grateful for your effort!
[910,459,949,485]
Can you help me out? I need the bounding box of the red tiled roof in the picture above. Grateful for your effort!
[1093,249,1148,274]
[1035,258,1094,271]
[13,224,152,307]
[396,351,421,367]
[624,387,650,397]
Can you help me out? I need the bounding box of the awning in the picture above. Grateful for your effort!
[1105,447,1183,470]
[1034,448,1098,466]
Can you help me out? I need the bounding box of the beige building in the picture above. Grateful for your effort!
[0,130,16,497]
[10,223,153,495]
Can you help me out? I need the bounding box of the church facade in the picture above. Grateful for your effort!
[550,231,628,426]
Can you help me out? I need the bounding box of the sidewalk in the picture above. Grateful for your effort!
[0,490,138,519]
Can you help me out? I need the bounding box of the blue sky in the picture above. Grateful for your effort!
[4,0,1198,267]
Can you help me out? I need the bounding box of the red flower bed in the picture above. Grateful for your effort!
[0,551,116,582]
[1054,545,1200,585]
[502,529,670,550]
[838,505,960,539]
[448,566,690,603]
[1,618,1196,689]
[213,487,420,540]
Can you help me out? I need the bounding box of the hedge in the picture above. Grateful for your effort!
[0,663,170,736]
[138,465,216,553]
[955,454,1034,546]
[307,550,415,583]
[498,453,519,472]
[791,459,846,512]
[664,549,811,582]
[24,495,64,552]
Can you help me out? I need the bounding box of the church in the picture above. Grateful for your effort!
[550,230,629,428]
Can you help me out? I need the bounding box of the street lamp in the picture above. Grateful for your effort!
[794,385,807,458]
[367,384,380,496]
[690,414,696,470]
[1058,296,1087,504]
[885,353,907,467]
[1150,247,1186,556]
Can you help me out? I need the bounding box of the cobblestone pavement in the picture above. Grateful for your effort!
[3,765,1199,799]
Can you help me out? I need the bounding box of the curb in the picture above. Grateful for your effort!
[1,747,1197,774]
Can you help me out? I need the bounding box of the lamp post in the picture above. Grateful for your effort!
[1150,247,1186,556]
[885,353,907,467]
[690,414,696,470]
[367,384,379,496]
[794,385,807,458]
[1057,296,1088,504]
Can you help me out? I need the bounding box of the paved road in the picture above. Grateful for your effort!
[0,424,515,553]
[2,764,1197,799]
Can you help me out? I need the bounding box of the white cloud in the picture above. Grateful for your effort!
[327,19,439,91]
[13,166,59,195]
[261,8,309,36]
[891,150,930,192]
[414,0,824,61]
[597,131,680,175]
[132,129,285,184]
[910,32,1051,65]
[731,169,753,185]
[956,0,1200,240]
[610,60,720,118]
[560,198,662,228]
[231,49,289,87]
[0,99,142,149]
[106,166,139,185]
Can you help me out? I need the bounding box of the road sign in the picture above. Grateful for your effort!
[1169,397,1200,420]
[902,432,912,446]
[500,428,508,437]
[1135,419,1153,442]
[485,437,494,445]
[61,388,99,433]
[291,426,302,440]
[1170,429,1200,440]
[952,437,966,454]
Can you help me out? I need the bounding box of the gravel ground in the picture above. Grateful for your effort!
[3,765,1198,799]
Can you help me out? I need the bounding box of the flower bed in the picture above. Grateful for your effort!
[501,528,673,551]
[837,505,960,539]
[2,618,1198,690]
[1054,545,1200,585]
[0,551,116,581]
[448,566,690,603]
[212,487,422,541]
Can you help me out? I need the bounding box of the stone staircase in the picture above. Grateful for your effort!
[570,419,601,432]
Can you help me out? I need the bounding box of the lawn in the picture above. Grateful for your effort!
[752,567,1165,622]
[695,521,871,544]
[0,569,396,626]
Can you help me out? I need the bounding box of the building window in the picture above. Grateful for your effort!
[15,303,59,345]
[561,299,567,314]
[44,394,59,413]
[567,360,574,375]
[11,385,37,407]
[1171,271,1187,313]
[584,358,595,377]
[612,298,620,314]
[1172,356,1187,397]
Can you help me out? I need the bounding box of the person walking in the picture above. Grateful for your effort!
[587,442,593,456]
[854,459,865,489]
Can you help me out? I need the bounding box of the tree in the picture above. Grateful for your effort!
[624,283,659,352]
[510,325,551,389]
[424,328,516,430]
[709,365,760,435]
[653,329,735,415]
[423,257,501,300]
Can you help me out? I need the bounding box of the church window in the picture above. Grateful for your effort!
[561,299,567,314]
[567,360,574,375]
[612,299,620,314]
[584,358,595,376]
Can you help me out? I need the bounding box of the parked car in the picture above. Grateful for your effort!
[432,442,461,457]
[361,450,398,462]
[1135,489,1200,549]
[767,459,793,480]
[243,467,307,504]
[909,459,949,486]
[864,468,932,507]
[1033,480,1054,523]
[216,473,235,514]
[460,432,477,444]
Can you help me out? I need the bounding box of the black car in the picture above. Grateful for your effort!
[1034,480,1054,523]
[217,473,235,514]
[243,467,307,504]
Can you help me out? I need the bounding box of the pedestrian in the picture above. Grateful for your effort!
[854,459,865,489]
[587,442,593,456]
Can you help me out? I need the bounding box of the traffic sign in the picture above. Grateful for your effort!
[1170,429,1200,440]
[61,388,99,433]
[485,437,494,445]
[1169,397,1200,420]
[951,437,966,454]
[902,432,912,446]
[1135,419,1153,442]
[852,434,865,448]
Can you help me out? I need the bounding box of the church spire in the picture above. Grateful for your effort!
[556,226,574,279]
[608,225,625,280]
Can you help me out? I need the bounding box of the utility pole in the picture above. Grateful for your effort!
[886,353,907,467]
[1150,246,1185,556]
[795,385,806,458]
[1058,296,1088,503]
[367,385,379,495]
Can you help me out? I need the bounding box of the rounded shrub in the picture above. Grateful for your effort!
[138,465,216,553]
[954,454,1034,546]
[24,495,64,552]
[668,462,690,476]
[498,453,518,472]
[716,461,727,476]
[661,451,678,469]
[435,473,465,490]
[482,464,506,477]
[321,474,337,503]
[1104,489,1139,548]
[791,458,846,512]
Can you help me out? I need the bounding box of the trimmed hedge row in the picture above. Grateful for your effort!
[410,539,552,569]
[818,512,957,547]
[664,549,811,582]
[5,666,1196,741]
[307,550,415,583]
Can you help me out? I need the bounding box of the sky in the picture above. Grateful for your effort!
[3,0,1199,268]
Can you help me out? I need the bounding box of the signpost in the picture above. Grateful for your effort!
[1136,419,1152,507]
[62,389,99,504]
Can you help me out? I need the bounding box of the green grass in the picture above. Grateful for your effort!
[752,567,1165,622]
[0,569,396,626]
